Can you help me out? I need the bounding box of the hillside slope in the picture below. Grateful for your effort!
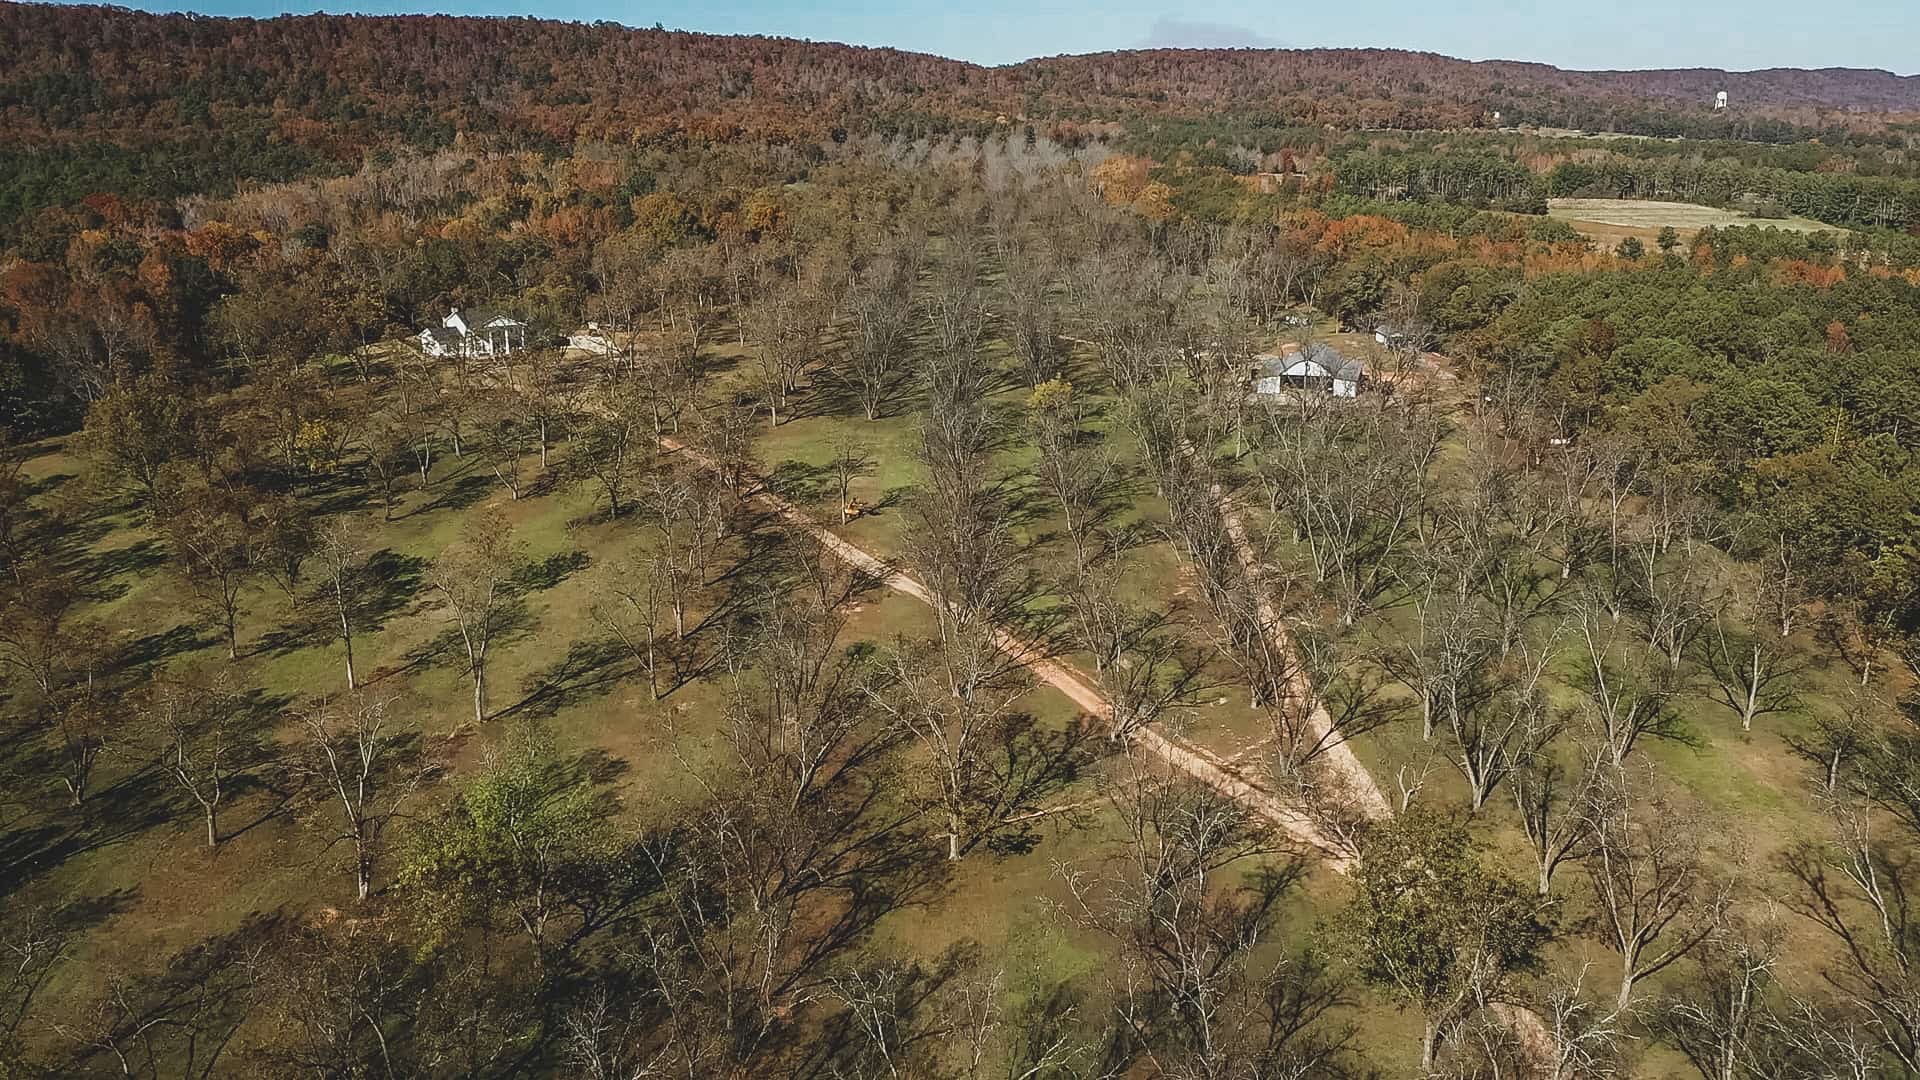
[1,3,1915,153]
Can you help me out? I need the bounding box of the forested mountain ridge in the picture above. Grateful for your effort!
[6,4,1919,235]
[4,3,1917,154]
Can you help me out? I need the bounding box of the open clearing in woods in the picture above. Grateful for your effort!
[1547,196,1838,248]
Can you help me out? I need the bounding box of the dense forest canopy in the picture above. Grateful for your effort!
[3,4,1920,231]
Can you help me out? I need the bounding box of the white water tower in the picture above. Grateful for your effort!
[1714,90,1729,110]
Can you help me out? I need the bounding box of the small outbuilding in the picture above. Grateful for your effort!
[1373,322,1414,350]
[1253,344,1367,399]
[568,322,617,357]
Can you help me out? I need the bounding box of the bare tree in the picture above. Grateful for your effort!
[426,511,526,726]
[1647,917,1781,1080]
[1252,400,1437,629]
[47,944,259,1079]
[352,405,413,521]
[0,564,99,711]
[1444,629,1562,812]
[472,394,530,500]
[255,921,417,1079]
[1512,736,1607,896]
[1,905,70,1064]
[743,284,826,426]
[1537,965,1629,1079]
[1027,378,1122,575]
[1570,592,1690,766]
[830,437,873,523]
[1782,764,1920,1072]
[489,344,571,467]
[1785,689,1879,795]
[1583,763,1729,1012]
[1700,608,1802,734]
[145,671,249,847]
[870,640,1070,861]
[840,251,919,420]
[637,462,707,642]
[587,553,673,700]
[1758,528,1811,639]
[288,692,436,900]
[313,516,373,691]
[570,380,653,519]
[997,247,1064,386]
[1062,563,1205,743]
[1058,761,1361,1078]
[163,483,261,661]
[45,686,120,807]
[1621,540,1714,670]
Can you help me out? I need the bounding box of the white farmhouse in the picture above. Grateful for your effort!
[419,307,529,359]
[1252,344,1366,399]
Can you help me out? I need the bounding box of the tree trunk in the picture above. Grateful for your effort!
[1420,1017,1443,1072]
[1617,962,1638,1013]
[205,806,218,847]
[473,668,487,724]
[341,611,357,690]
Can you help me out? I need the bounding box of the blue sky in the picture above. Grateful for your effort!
[83,0,1920,73]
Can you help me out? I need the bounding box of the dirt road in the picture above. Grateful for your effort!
[659,436,1355,866]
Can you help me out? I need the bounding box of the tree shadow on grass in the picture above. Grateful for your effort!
[70,538,170,601]
[519,467,567,501]
[0,884,140,1050]
[254,549,430,659]
[999,473,1060,532]
[407,472,493,519]
[49,910,287,1078]
[500,636,634,722]
[766,458,838,508]
[305,469,385,518]
[787,941,984,1080]
[513,548,590,593]
[381,599,536,688]
[793,374,876,423]
[0,765,178,902]
[112,624,215,674]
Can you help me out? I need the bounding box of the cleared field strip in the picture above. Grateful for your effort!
[656,435,1356,867]
[1547,196,1833,234]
